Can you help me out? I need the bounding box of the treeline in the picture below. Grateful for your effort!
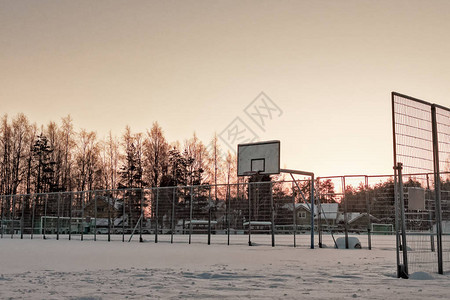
[0,113,237,196]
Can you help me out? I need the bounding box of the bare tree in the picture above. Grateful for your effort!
[60,115,75,191]
[0,114,12,195]
[207,133,223,199]
[75,130,99,191]
[107,132,120,190]
[143,122,168,187]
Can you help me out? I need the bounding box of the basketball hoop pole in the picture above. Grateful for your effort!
[280,169,315,249]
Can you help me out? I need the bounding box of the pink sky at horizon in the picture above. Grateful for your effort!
[1,0,449,177]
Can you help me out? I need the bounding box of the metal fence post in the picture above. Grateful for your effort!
[31,195,36,239]
[317,184,322,248]
[189,187,193,244]
[68,193,72,241]
[396,163,409,278]
[208,187,211,245]
[20,196,24,239]
[1,196,3,238]
[94,192,97,241]
[248,182,252,246]
[171,187,175,244]
[292,182,296,248]
[140,189,144,243]
[11,195,16,239]
[107,191,111,242]
[365,176,372,250]
[270,182,275,247]
[57,193,61,241]
[89,191,98,242]
[81,192,84,241]
[43,194,48,239]
[310,176,315,249]
[431,105,444,275]
[122,190,126,243]
[343,177,349,249]
[227,184,230,246]
[155,188,159,243]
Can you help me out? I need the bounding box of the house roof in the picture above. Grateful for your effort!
[344,213,380,224]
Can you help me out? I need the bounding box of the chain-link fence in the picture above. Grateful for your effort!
[1,176,406,250]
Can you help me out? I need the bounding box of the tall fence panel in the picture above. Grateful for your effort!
[392,92,450,276]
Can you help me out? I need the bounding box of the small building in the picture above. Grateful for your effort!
[282,203,339,227]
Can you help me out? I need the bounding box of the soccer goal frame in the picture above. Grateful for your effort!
[371,223,394,235]
[40,216,86,235]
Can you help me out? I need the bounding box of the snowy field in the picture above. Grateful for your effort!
[0,235,449,299]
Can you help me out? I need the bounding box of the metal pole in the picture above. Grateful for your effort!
[208,187,211,245]
[43,194,48,239]
[189,187,193,244]
[140,189,144,243]
[108,192,111,242]
[365,176,372,250]
[292,182,296,248]
[343,177,349,249]
[398,163,409,278]
[81,192,84,241]
[94,192,97,241]
[310,175,315,249]
[57,193,61,241]
[171,187,176,244]
[31,195,35,239]
[431,105,443,275]
[317,179,322,248]
[155,188,159,243]
[69,193,73,241]
[393,167,401,278]
[12,195,16,239]
[248,182,252,246]
[1,196,4,238]
[122,191,126,243]
[270,182,275,247]
[392,92,406,278]
[227,184,230,246]
[20,196,24,239]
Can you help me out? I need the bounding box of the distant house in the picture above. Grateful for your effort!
[84,195,122,219]
[344,213,380,230]
[282,203,339,226]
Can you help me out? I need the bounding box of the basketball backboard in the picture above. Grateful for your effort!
[237,140,280,176]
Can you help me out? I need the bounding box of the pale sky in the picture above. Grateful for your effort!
[1,0,449,177]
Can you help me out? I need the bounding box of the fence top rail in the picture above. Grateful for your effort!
[392,91,450,112]
[392,92,432,107]
[434,103,450,112]
[0,180,310,198]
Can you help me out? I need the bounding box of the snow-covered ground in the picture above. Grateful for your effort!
[0,236,448,299]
